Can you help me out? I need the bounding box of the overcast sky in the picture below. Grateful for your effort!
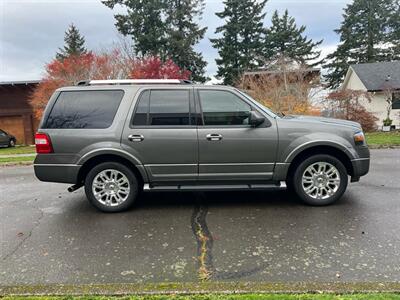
[0,0,352,81]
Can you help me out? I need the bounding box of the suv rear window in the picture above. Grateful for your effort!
[45,90,124,129]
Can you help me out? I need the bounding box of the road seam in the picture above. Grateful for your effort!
[1,206,44,261]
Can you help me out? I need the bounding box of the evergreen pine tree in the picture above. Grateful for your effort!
[165,0,208,82]
[211,0,267,85]
[104,0,207,81]
[103,0,167,58]
[324,0,400,88]
[56,24,87,60]
[263,10,323,68]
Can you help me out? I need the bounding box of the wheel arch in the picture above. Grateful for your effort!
[77,153,147,185]
[286,145,355,180]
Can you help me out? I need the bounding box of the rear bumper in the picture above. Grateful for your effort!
[34,164,80,184]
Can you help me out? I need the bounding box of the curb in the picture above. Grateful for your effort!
[0,153,36,158]
[1,282,400,296]
[368,145,400,149]
[0,162,34,167]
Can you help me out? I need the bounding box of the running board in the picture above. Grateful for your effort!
[143,181,287,192]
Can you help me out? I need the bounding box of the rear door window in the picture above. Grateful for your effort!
[45,90,124,129]
[132,89,191,126]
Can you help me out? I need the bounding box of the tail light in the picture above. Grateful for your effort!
[35,133,53,154]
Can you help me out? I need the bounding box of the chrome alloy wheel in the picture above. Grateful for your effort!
[301,162,341,200]
[92,169,130,206]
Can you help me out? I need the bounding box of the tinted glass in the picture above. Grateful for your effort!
[199,90,251,125]
[0,130,6,136]
[132,91,150,126]
[45,90,124,129]
[148,90,190,126]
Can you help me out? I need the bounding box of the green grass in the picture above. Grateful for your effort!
[0,155,35,164]
[0,145,36,155]
[365,131,400,147]
[2,295,400,300]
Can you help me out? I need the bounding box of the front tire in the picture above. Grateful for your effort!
[8,139,15,147]
[84,162,139,212]
[292,154,348,206]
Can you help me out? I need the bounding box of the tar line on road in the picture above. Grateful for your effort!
[191,193,266,281]
[191,196,214,280]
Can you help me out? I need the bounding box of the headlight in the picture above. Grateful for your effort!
[354,132,365,145]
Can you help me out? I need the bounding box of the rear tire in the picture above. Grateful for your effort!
[292,154,348,206]
[84,162,139,212]
[8,139,15,147]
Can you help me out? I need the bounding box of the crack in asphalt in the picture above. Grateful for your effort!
[1,206,44,261]
[191,199,214,280]
[191,193,268,281]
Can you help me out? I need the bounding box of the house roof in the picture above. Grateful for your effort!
[350,61,400,91]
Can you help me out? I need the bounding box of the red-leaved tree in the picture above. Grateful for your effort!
[130,57,191,79]
[30,50,191,118]
[326,89,378,132]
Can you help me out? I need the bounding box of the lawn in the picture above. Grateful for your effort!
[0,145,36,155]
[2,295,400,300]
[365,131,400,147]
[0,155,35,165]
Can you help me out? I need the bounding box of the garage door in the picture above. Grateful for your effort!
[0,116,25,145]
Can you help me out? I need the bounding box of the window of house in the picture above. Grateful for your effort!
[132,90,190,126]
[45,90,124,129]
[392,92,400,109]
[199,90,252,126]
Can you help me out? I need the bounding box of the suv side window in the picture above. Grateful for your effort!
[199,90,252,126]
[132,89,191,126]
[0,130,6,136]
[44,90,124,129]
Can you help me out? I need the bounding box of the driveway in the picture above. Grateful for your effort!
[1,149,399,286]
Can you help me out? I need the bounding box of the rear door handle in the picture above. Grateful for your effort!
[206,133,223,141]
[128,134,144,142]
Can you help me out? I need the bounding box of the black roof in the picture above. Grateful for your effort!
[351,61,400,91]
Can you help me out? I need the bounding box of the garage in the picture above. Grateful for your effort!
[0,115,25,144]
[0,80,39,145]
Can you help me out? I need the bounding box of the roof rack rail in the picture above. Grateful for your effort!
[75,79,193,86]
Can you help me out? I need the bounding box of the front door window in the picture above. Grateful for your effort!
[199,90,252,126]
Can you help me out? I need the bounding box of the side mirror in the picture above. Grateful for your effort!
[249,111,266,127]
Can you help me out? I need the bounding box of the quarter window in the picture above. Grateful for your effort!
[132,91,150,126]
[132,90,191,126]
[45,90,124,129]
[199,90,251,126]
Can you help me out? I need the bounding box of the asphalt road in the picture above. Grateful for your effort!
[1,149,399,286]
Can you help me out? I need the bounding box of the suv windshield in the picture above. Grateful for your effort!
[235,89,280,118]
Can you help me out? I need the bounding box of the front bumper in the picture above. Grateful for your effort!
[350,157,370,182]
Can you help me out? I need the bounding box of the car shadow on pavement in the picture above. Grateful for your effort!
[136,190,301,209]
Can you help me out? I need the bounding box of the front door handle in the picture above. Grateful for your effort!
[206,133,223,141]
[128,134,144,142]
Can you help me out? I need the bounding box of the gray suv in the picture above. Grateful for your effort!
[34,79,370,212]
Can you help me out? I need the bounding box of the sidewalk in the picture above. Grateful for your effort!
[0,153,36,158]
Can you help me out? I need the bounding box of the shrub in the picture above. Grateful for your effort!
[326,89,378,132]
